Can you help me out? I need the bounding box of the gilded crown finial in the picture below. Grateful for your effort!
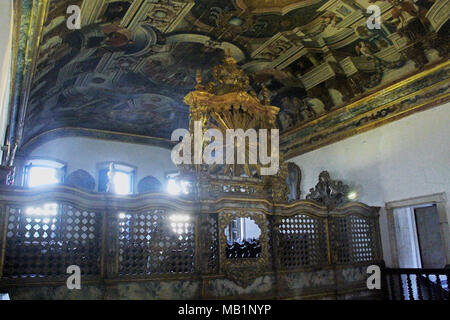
[223,48,237,65]
[195,69,205,90]
[262,84,270,105]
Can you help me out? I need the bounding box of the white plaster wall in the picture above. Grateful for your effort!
[0,1,13,160]
[25,137,177,191]
[289,103,450,266]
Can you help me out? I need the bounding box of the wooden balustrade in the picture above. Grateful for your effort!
[383,268,450,300]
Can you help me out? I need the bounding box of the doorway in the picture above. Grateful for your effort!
[393,203,446,268]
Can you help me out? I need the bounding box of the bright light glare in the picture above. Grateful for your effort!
[169,214,190,222]
[0,293,10,300]
[113,171,132,195]
[27,167,59,187]
[26,203,58,216]
[180,180,190,194]
[167,179,181,195]
[348,191,358,200]
[169,215,191,234]
[118,212,127,219]
[167,179,190,195]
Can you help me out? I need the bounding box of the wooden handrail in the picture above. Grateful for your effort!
[384,268,450,274]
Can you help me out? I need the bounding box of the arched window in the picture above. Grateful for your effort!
[137,176,162,194]
[97,162,135,195]
[65,169,96,192]
[23,159,66,188]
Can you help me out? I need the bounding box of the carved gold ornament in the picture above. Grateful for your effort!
[183,50,280,177]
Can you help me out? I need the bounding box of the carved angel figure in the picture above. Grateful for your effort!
[306,171,350,208]
[106,163,115,193]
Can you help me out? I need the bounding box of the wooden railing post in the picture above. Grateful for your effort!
[325,215,333,265]
[0,203,7,279]
[100,210,107,280]
[104,209,119,279]
[416,274,424,300]
[196,213,211,299]
[372,209,383,261]
[380,263,389,300]
[270,215,281,298]
[194,213,202,275]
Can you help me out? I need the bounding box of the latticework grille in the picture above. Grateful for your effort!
[203,214,218,273]
[349,215,375,262]
[330,215,376,264]
[330,216,350,264]
[0,193,382,283]
[277,214,327,269]
[118,210,195,276]
[3,204,101,278]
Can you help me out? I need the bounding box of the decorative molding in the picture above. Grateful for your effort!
[426,0,450,32]
[6,0,49,167]
[252,32,306,69]
[386,192,448,210]
[128,0,194,33]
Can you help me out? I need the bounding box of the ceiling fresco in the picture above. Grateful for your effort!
[12,0,450,156]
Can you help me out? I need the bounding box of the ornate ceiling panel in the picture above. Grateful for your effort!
[7,0,450,158]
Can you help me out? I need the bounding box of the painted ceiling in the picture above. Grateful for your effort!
[18,0,450,155]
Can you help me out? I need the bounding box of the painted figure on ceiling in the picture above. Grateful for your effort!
[98,1,132,24]
[100,19,134,48]
[369,0,433,38]
[319,12,343,31]
[355,42,375,58]
[354,25,392,50]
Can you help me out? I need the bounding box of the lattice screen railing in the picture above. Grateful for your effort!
[274,213,379,269]
[328,214,379,265]
[275,214,328,269]
[2,203,101,279]
[118,209,195,276]
[198,213,219,274]
[0,194,381,281]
